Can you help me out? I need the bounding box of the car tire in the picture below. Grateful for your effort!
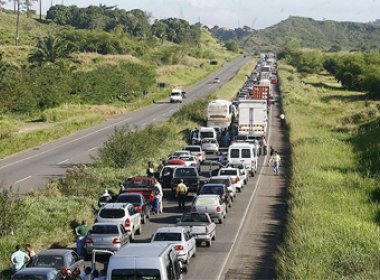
[212,233,216,241]
[218,218,223,224]
[141,215,146,224]
[206,240,212,247]
[251,171,254,177]
[130,229,135,242]
[186,254,190,265]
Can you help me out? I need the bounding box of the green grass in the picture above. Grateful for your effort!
[277,64,380,279]
[0,57,255,273]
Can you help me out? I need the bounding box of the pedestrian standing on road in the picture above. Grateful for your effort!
[25,244,36,266]
[269,151,281,176]
[10,245,30,273]
[118,181,125,194]
[261,136,268,156]
[176,179,188,211]
[268,146,275,166]
[146,161,155,177]
[75,220,90,259]
[153,178,164,214]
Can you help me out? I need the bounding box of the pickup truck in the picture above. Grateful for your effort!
[170,166,207,196]
[122,177,156,204]
[176,213,216,247]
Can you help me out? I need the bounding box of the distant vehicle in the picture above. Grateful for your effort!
[214,77,220,83]
[228,142,258,177]
[217,168,244,192]
[176,213,217,247]
[106,243,184,279]
[191,194,227,224]
[198,183,231,208]
[116,193,150,223]
[122,176,156,205]
[238,100,268,138]
[172,150,192,158]
[208,176,238,199]
[207,100,235,129]
[95,203,142,241]
[30,249,83,272]
[201,138,219,154]
[12,268,59,280]
[170,88,183,103]
[199,127,218,140]
[85,223,130,254]
[171,166,206,195]
[227,162,249,185]
[178,155,200,170]
[151,226,196,264]
[184,145,206,163]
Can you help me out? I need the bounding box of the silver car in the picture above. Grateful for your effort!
[12,268,59,280]
[191,195,227,224]
[201,138,219,154]
[85,223,130,254]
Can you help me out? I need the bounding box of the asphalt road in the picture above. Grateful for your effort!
[0,56,250,193]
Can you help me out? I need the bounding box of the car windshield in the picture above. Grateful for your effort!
[194,197,218,206]
[200,185,223,195]
[92,224,119,234]
[99,209,125,219]
[209,179,228,185]
[230,149,240,158]
[200,131,214,138]
[174,168,197,177]
[171,92,181,96]
[111,269,161,280]
[185,147,201,152]
[153,232,182,241]
[162,167,174,176]
[117,195,141,204]
[181,214,210,223]
[34,255,64,270]
[220,170,237,176]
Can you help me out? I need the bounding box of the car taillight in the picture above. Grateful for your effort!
[221,195,225,201]
[135,206,142,211]
[174,245,184,251]
[205,227,209,234]
[86,238,93,244]
[150,193,154,203]
[197,153,202,156]
[125,218,130,228]
[235,177,240,182]
[216,206,221,212]
[112,237,122,244]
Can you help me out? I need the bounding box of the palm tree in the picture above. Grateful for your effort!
[28,35,76,65]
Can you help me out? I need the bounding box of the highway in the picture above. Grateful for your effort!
[0,56,250,193]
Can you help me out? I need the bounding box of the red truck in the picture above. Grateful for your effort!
[252,84,270,104]
[122,177,156,204]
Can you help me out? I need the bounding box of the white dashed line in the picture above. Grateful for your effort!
[58,159,69,164]
[15,176,32,184]
[88,147,97,152]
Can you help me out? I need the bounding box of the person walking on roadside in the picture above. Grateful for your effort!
[25,244,36,266]
[10,245,30,273]
[268,146,275,166]
[280,112,285,128]
[176,179,188,211]
[75,220,90,259]
[146,161,155,177]
[269,151,281,176]
[259,136,268,156]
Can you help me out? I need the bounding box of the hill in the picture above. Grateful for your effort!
[210,16,380,52]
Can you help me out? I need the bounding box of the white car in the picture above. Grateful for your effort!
[201,138,219,154]
[184,145,206,163]
[170,89,183,103]
[226,162,249,185]
[95,203,142,241]
[151,226,196,264]
[217,168,244,192]
[172,150,191,158]
[179,155,200,169]
[191,195,227,224]
[208,176,238,198]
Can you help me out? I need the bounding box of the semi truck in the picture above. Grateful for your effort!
[207,100,236,129]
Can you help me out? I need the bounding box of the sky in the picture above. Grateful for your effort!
[4,0,380,29]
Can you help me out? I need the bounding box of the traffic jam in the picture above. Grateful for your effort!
[12,53,278,280]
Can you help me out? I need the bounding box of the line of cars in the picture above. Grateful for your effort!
[12,54,275,280]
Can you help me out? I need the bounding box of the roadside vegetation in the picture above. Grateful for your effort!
[0,7,236,158]
[0,57,255,275]
[277,62,380,278]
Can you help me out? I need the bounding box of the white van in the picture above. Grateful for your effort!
[107,243,183,280]
[199,127,217,140]
[228,142,258,176]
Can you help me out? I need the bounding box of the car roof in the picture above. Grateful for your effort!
[210,176,231,180]
[38,249,73,256]
[155,226,186,234]
[220,167,238,171]
[101,203,132,209]
[202,183,225,187]
[93,222,121,227]
[114,243,172,257]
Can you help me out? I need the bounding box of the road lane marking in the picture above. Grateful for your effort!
[88,147,97,152]
[217,101,273,280]
[15,176,32,184]
[57,159,69,164]
[0,118,131,171]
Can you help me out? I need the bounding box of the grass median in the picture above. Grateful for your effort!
[277,64,380,279]
[0,57,255,275]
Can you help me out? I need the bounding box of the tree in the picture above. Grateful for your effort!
[28,34,76,65]
[225,39,239,52]
[23,0,37,18]
[0,51,7,84]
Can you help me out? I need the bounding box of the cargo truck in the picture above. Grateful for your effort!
[237,100,267,138]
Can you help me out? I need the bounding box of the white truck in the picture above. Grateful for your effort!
[170,88,184,103]
[237,100,267,138]
[207,99,236,129]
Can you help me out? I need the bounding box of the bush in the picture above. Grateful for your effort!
[0,188,26,236]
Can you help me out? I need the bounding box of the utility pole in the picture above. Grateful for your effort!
[15,0,20,46]
[39,0,42,20]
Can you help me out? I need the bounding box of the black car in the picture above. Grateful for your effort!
[116,193,150,223]
[198,183,231,208]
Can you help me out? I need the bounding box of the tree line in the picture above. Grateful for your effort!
[280,41,380,98]
[46,5,201,45]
